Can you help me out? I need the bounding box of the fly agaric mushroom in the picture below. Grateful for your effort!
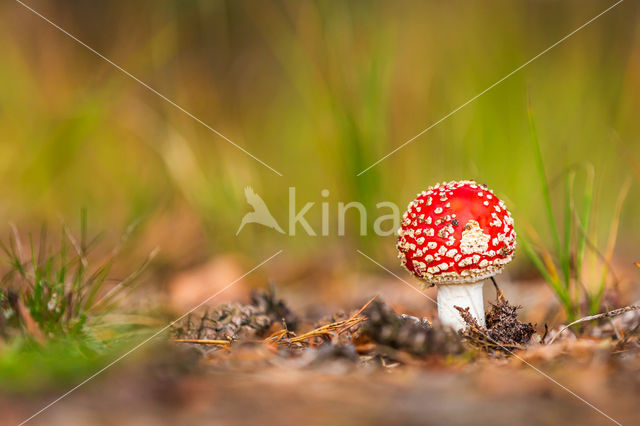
[397,180,516,330]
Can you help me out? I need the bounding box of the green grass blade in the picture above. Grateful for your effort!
[80,263,113,311]
[593,178,630,314]
[527,106,563,266]
[91,248,158,311]
[561,171,574,290]
[520,235,570,309]
[575,164,594,280]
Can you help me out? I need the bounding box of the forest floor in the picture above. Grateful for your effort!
[2,270,639,426]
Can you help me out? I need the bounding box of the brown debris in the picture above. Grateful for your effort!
[172,293,468,369]
[485,301,537,345]
[169,284,640,378]
[456,299,536,354]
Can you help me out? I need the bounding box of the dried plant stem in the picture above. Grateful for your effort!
[549,305,640,344]
[9,293,46,344]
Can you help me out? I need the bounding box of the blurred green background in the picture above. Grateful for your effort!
[1,0,638,270]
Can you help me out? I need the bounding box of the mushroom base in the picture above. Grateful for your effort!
[437,281,485,331]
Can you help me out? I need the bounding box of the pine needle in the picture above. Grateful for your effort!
[267,295,377,346]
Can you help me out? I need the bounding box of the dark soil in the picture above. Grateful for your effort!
[485,300,537,344]
[456,299,536,352]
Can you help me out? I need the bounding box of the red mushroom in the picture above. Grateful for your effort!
[397,180,516,330]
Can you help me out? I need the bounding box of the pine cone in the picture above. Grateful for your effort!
[173,286,298,343]
[361,300,463,356]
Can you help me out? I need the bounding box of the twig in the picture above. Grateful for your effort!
[541,324,549,342]
[490,277,506,303]
[549,304,640,344]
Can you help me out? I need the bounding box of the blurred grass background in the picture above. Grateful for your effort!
[0,0,639,272]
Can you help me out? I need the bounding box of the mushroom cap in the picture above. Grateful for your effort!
[397,180,516,285]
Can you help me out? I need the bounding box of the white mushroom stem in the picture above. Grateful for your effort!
[437,281,485,331]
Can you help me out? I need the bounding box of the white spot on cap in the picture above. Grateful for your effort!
[460,220,491,255]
